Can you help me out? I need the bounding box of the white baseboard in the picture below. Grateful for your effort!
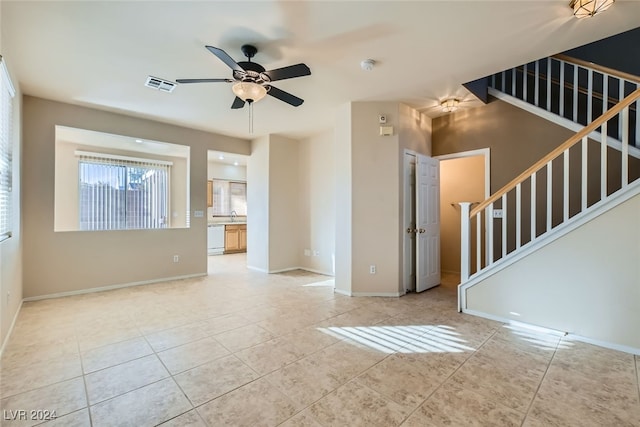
[0,299,23,358]
[248,265,335,276]
[22,273,207,302]
[566,333,640,356]
[462,308,640,356]
[298,267,335,276]
[334,289,403,298]
[351,292,402,297]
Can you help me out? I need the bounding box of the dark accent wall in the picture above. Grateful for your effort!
[563,26,640,77]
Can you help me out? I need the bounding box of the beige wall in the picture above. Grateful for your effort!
[247,137,270,272]
[0,56,23,348]
[54,140,189,231]
[433,99,575,192]
[22,96,249,298]
[298,130,336,275]
[208,162,246,181]
[207,160,246,221]
[246,135,301,273]
[334,103,352,294]
[466,193,640,351]
[268,135,300,272]
[335,102,431,296]
[439,155,485,273]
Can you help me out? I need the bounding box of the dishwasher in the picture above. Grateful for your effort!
[207,224,225,255]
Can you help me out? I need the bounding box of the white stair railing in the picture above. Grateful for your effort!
[489,55,639,147]
[461,87,640,283]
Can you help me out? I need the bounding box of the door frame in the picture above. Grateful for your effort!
[433,148,491,280]
[433,148,491,200]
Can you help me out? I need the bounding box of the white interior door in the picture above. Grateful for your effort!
[403,154,417,292]
[416,154,440,292]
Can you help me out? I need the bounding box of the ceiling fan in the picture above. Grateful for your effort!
[176,44,311,109]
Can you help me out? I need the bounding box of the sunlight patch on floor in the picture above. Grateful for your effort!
[302,279,335,288]
[504,323,573,351]
[317,325,476,354]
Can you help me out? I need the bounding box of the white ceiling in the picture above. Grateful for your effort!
[3,1,640,140]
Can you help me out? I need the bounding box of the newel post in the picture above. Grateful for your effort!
[459,202,472,283]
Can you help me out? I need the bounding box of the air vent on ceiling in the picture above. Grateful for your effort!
[145,76,176,93]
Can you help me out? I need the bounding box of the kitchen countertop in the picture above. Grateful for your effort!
[208,222,247,226]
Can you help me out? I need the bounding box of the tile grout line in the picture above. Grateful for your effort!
[394,326,502,425]
[519,332,564,427]
[139,327,200,426]
[76,337,94,427]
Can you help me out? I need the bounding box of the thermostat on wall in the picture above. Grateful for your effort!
[379,126,393,136]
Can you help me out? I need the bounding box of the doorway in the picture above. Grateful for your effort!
[206,150,249,262]
[435,149,489,287]
[402,151,441,293]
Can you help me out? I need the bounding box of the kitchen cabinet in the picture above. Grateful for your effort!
[207,180,213,208]
[224,224,247,253]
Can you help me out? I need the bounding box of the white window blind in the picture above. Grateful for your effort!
[77,152,171,230]
[211,180,247,216]
[0,56,16,242]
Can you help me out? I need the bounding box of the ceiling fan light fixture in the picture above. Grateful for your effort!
[441,99,460,113]
[232,81,267,103]
[570,0,615,18]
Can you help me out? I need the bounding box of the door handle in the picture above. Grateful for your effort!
[406,228,417,234]
[419,228,425,233]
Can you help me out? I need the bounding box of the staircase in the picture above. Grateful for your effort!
[488,55,639,148]
[457,56,640,351]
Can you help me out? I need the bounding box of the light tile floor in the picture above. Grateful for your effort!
[1,254,639,426]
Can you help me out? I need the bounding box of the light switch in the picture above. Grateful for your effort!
[379,126,393,136]
[194,210,204,218]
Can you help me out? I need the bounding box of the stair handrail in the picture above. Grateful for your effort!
[471,87,640,217]
[552,54,640,85]
[512,59,638,110]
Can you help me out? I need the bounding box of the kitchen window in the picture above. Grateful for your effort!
[78,152,171,230]
[211,180,247,216]
[0,56,15,242]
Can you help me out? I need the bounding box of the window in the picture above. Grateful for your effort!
[78,152,171,230]
[0,57,15,242]
[211,180,247,216]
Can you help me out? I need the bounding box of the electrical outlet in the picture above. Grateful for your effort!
[194,210,204,218]
[369,265,376,274]
[313,250,320,256]
[173,255,180,263]
[304,249,311,256]
[493,209,504,218]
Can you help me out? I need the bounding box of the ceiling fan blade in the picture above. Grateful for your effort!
[263,63,311,82]
[176,78,233,84]
[267,85,304,107]
[231,97,246,109]
[205,46,245,73]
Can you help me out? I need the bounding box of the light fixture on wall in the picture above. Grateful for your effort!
[569,0,615,18]
[441,99,460,113]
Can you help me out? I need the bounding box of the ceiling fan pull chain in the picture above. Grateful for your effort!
[249,101,254,134]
